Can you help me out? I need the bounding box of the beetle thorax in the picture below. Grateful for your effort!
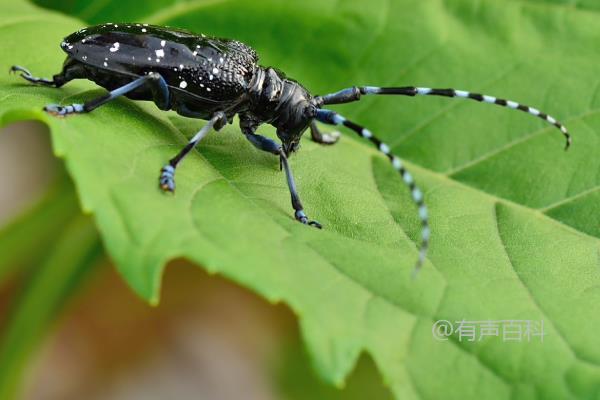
[248,67,314,149]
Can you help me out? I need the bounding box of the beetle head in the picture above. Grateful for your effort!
[274,83,319,157]
[249,67,317,157]
[276,97,317,157]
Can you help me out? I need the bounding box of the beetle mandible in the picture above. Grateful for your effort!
[10,23,571,274]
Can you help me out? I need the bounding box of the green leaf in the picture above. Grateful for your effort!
[275,349,394,400]
[2,0,600,398]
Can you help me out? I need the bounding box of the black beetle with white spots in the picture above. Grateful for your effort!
[10,23,571,274]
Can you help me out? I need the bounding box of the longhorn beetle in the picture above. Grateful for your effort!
[10,23,571,274]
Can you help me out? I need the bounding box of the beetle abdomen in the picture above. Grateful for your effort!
[61,23,258,102]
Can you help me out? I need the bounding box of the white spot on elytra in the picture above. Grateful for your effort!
[109,42,120,52]
[147,57,152,61]
[219,57,224,63]
[103,61,108,67]
[179,81,187,89]
[179,64,184,69]
[155,49,165,58]
[206,87,211,92]
[141,28,147,32]
[160,40,166,47]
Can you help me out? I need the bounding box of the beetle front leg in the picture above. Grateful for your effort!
[279,150,322,228]
[309,120,340,145]
[243,130,321,229]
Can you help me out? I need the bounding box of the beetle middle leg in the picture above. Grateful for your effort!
[309,121,340,145]
[159,112,226,193]
[243,129,322,229]
[43,72,170,117]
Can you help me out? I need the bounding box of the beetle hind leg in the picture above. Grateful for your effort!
[310,120,340,145]
[10,65,67,87]
[10,58,84,88]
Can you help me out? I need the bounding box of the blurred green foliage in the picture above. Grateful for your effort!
[1,0,600,399]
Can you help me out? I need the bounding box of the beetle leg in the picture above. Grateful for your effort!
[10,65,56,86]
[279,150,322,228]
[309,120,340,145]
[242,129,321,229]
[43,72,170,117]
[9,65,73,88]
[159,112,226,193]
[10,58,85,88]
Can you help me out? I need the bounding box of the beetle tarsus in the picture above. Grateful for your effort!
[316,131,340,145]
[43,103,84,117]
[295,210,322,229]
[310,121,340,145]
[10,65,57,86]
[9,65,32,77]
[159,165,176,193]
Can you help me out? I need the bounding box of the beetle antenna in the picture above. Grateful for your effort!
[314,109,429,276]
[317,86,571,150]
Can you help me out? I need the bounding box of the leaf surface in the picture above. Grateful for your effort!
[2,0,600,398]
